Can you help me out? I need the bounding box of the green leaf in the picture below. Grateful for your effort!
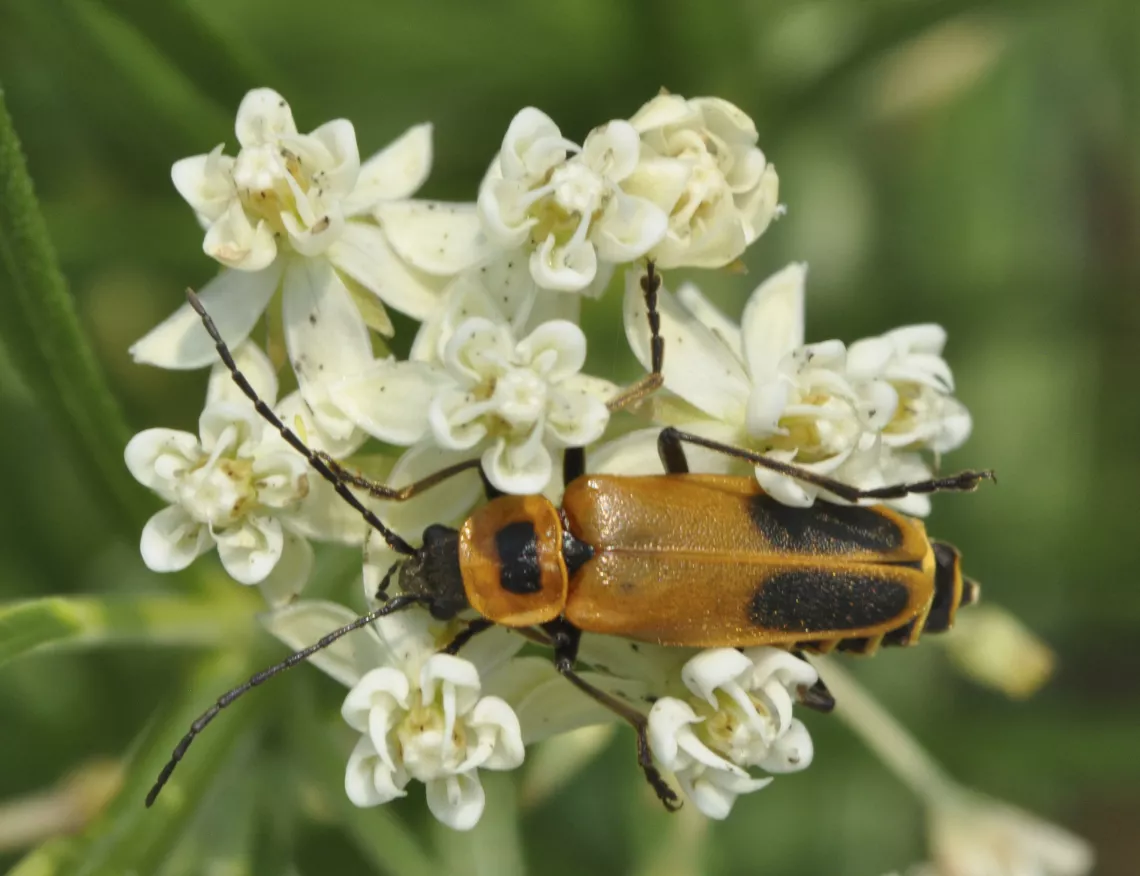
[95,0,268,115]
[0,87,150,538]
[0,593,257,669]
[298,717,439,876]
[8,650,266,876]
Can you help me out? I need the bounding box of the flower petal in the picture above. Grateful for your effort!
[425,772,485,831]
[466,696,525,771]
[215,514,285,585]
[261,599,386,688]
[375,201,491,275]
[327,222,444,320]
[344,123,433,214]
[207,340,278,408]
[203,201,278,270]
[675,282,743,361]
[345,736,408,807]
[623,270,750,421]
[171,146,235,222]
[482,434,553,495]
[234,88,297,147]
[740,263,806,384]
[130,263,282,369]
[680,648,754,708]
[329,359,445,445]
[592,193,668,263]
[140,505,212,572]
[124,428,200,497]
[756,718,814,773]
[255,528,314,607]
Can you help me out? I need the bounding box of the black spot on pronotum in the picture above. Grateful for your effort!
[496,521,542,595]
[749,495,904,555]
[749,570,911,632]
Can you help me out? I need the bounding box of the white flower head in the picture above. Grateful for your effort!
[132,88,445,372]
[624,94,782,269]
[621,264,865,506]
[647,647,816,819]
[478,107,668,293]
[331,315,615,495]
[124,342,352,600]
[847,324,972,453]
[264,601,526,831]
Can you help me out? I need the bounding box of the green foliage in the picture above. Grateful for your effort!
[0,0,1136,873]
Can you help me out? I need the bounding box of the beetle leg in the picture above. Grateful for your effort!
[791,650,836,713]
[656,427,995,502]
[563,447,586,484]
[607,261,665,413]
[543,620,682,812]
[443,618,495,655]
[315,453,487,502]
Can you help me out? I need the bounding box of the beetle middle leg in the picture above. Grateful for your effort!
[656,427,995,501]
[607,261,665,414]
[543,619,681,811]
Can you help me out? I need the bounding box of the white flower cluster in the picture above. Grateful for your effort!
[126,88,974,828]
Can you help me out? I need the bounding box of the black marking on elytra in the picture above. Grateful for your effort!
[882,617,918,646]
[749,569,911,632]
[561,529,595,578]
[496,521,542,595]
[749,495,904,555]
[924,542,961,633]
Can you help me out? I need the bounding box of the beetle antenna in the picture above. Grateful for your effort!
[186,289,415,556]
[145,593,430,808]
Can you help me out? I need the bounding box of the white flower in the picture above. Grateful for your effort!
[263,601,527,831]
[647,647,816,819]
[330,315,615,494]
[623,93,782,268]
[124,343,359,602]
[131,88,444,376]
[847,324,971,453]
[477,107,668,293]
[619,263,866,506]
[921,789,1094,876]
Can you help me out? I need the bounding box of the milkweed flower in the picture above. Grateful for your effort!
[130,87,443,375]
[477,107,668,294]
[623,93,782,269]
[329,313,616,494]
[124,343,362,602]
[647,648,816,819]
[264,601,525,830]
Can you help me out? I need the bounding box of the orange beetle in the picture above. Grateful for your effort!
[148,267,990,810]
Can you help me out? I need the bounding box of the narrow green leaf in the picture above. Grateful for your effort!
[0,593,257,669]
[0,87,149,537]
[298,718,439,876]
[96,0,268,114]
[8,650,265,876]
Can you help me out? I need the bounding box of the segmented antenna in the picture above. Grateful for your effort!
[186,289,415,556]
[146,593,430,807]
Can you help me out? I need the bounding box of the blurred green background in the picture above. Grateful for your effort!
[0,0,1136,874]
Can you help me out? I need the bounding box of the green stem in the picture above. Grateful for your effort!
[812,657,957,805]
[0,593,257,669]
[0,88,150,537]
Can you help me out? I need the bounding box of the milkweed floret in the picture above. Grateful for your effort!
[647,648,816,819]
[123,343,356,602]
[329,315,615,494]
[478,108,669,294]
[624,93,782,269]
[130,87,443,371]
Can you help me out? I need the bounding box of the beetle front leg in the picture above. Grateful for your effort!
[544,619,682,812]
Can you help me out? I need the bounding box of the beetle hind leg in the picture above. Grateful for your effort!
[544,619,681,811]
